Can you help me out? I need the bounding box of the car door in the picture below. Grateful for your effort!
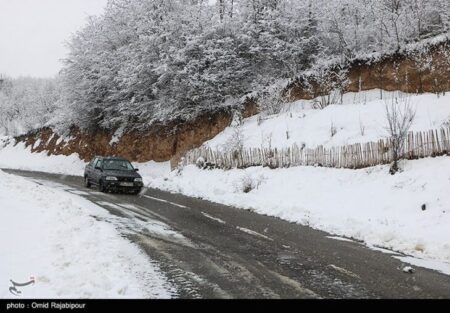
[93,159,103,185]
[85,157,97,178]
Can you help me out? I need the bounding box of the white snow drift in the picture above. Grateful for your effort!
[0,170,175,298]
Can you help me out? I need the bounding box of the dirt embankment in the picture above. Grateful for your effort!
[16,101,257,168]
[288,41,450,100]
[15,41,450,167]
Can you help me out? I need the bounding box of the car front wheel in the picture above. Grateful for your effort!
[99,180,107,193]
[84,176,91,188]
[132,189,142,195]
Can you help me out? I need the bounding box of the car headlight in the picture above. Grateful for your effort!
[134,178,143,182]
[105,176,118,181]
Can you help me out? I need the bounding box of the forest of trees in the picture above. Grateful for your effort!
[1,0,450,135]
[0,77,61,136]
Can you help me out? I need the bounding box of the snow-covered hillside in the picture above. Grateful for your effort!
[1,90,450,274]
[205,90,450,151]
[149,90,450,272]
[0,170,175,298]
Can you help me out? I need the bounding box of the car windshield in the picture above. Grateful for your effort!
[103,159,134,171]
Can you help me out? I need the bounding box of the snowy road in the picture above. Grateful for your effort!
[4,169,450,299]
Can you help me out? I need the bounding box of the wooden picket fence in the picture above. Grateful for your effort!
[181,127,450,170]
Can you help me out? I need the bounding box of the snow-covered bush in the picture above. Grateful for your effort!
[196,157,206,169]
[241,175,254,193]
[309,64,349,109]
[385,95,416,174]
[235,173,266,194]
[258,82,289,116]
[223,125,245,158]
[195,156,217,170]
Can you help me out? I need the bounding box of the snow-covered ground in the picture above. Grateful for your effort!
[1,90,450,275]
[205,90,450,151]
[149,158,450,269]
[152,90,450,272]
[0,169,175,298]
[0,139,86,175]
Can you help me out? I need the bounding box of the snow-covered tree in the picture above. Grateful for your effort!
[0,77,62,135]
[59,0,450,131]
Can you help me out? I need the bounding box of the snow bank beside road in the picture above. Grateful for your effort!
[0,137,170,182]
[148,90,450,268]
[0,170,175,298]
[149,157,450,265]
[0,139,86,176]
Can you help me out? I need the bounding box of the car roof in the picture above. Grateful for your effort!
[95,156,130,161]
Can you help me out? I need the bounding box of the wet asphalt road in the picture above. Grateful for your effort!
[3,169,450,299]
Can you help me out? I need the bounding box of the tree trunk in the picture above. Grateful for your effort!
[219,0,224,22]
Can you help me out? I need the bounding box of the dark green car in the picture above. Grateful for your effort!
[84,156,143,194]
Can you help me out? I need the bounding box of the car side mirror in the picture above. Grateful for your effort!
[95,166,102,171]
[134,168,139,172]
